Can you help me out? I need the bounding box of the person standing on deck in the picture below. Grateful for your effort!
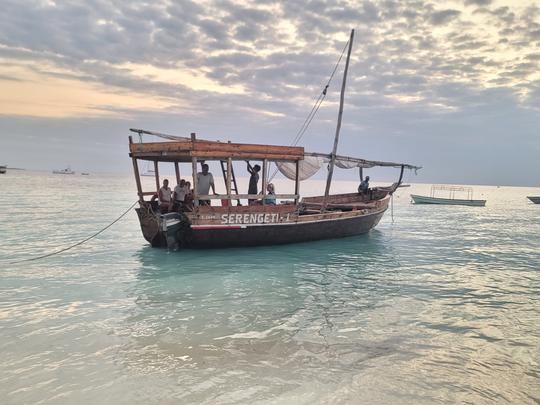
[196,164,216,206]
[172,179,187,211]
[158,179,172,212]
[246,162,261,205]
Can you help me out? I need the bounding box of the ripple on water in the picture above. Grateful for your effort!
[0,175,539,403]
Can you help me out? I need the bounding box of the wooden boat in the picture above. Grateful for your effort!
[411,185,486,207]
[527,196,540,204]
[128,30,420,249]
[53,167,75,175]
[0,165,6,174]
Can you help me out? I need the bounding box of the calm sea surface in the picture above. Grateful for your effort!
[0,171,539,404]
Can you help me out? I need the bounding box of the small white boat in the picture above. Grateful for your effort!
[411,185,486,207]
[527,196,540,204]
[141,169,155,177]
[53,167,75,175]
[0,165,6,174]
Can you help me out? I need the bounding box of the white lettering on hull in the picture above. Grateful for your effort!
[220,213,290,225]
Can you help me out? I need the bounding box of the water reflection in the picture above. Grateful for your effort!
[118,233,405,402]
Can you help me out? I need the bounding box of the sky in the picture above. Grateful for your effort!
[0,0,539,186]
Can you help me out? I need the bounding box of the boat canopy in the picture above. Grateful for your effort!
[276,152,421,181]
[129,128,303,162]
[129,129,420,177]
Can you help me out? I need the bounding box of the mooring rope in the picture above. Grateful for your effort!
[4,201,138,265]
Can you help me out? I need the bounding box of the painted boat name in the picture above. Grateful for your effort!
[221,213,290,224]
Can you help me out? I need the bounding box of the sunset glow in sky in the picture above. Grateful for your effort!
[1,0,539,185]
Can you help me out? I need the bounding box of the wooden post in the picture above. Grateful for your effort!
[359,167,363,182]
[174,162,181,184]
[261,159,267,204]
[129,136,143,201]
[191,133,198,206]
[391,165,405,194]
[226,157,232,197]
[154,160,160,192]
[295,160,300,204]
[323,29,354,207]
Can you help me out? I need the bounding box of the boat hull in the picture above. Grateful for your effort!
[0,166,6,174]
[411,194,486,207]
[527,196,540,204]
[136,198,389,249]
[188,209,386,248]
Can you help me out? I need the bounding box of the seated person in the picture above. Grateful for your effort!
[262,183,276,205]
[158,179,172,212]
[183,181,194,211]
[358,176,372,199]
[150,193,159,211]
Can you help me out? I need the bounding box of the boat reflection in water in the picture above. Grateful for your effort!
[123,230,398,378]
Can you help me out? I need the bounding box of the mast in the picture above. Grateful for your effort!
[323,29,355,204]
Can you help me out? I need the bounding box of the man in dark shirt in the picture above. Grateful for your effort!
[247,162,261,205]
[358,175,371,199]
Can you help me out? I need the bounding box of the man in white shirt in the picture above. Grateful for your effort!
[196,164,216,205]
[172,179,188,211]
[158,179,172,211]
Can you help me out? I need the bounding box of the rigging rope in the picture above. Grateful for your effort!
[268,39,350,182]
[4,201,139,265]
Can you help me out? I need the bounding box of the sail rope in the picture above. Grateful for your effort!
[268,39,350,182]
[3,201,138,265]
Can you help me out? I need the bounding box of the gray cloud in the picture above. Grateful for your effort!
[429,9,461,25]
[1,0,539,185]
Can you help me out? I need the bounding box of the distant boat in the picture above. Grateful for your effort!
[0,165,6,174]
[411,185,486,207]
[81,172,90,176]
[53,167,75,175]
[141,163,155,177]
[527,196,540,204]
[141,169,155,177]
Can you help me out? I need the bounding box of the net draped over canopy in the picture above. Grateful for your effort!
[276,152,420,181]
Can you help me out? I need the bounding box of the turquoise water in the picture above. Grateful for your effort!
[1,171,539,404]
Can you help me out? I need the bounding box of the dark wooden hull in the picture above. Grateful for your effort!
[188,209,386,248]
[136,204,388,249]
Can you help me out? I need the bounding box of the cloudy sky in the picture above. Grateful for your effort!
[0,0,539,186]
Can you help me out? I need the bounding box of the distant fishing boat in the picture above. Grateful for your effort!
[140,162,155,177]
[141,168,155,177]
[0,165,6,174]
[81,172,90,176]
[411,185,486,207]
[53,167,75,175]
[128,30,421,249]
[527,196,540,204]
